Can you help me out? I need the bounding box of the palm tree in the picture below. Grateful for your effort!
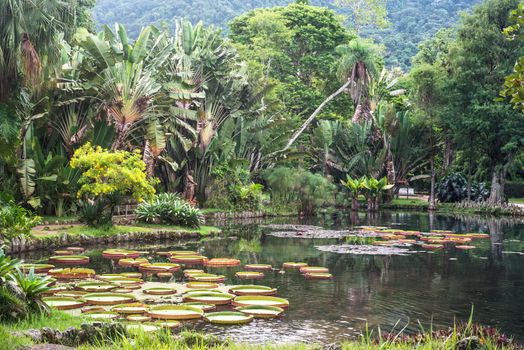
[336,39,378,123]
[0,0,75,100]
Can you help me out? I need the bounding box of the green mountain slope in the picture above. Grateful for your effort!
[93,0,482,69]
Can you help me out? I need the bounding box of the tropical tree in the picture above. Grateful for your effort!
[341,176,365,211]
[361,176,393,211]
[336,39,379,123]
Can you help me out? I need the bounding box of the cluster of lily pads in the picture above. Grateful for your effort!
[23,248,304,331]
[263,224,490,256]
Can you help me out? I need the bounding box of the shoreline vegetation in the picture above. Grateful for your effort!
[1,311,521,350]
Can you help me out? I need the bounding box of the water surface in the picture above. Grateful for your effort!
[24,211,524,344]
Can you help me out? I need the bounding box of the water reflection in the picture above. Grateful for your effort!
[17,211,524,344]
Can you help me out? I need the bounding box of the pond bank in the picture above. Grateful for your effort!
[6,224,221,254]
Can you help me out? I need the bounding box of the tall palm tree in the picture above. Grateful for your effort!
[0,0,75,100]
[336,39,378,123]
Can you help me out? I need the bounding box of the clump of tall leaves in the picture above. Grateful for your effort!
[0,196,41,242]
[135,193,204,228]
[0,247,51,322]
[70,143,157,227]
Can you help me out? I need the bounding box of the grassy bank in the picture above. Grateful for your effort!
[2,312,520,350]
[31,223,220,239]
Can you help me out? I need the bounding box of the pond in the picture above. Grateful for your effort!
[21,211,524,344]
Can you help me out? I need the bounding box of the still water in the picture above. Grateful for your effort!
[24,211,524,344]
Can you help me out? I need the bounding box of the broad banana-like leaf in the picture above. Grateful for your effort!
[146,121,166,157]
[117,23,129,59]
[158,156,179,172]
[130,26,151,63]
[38,175,58,182]
[17,158,36,198]
[382,184,395,190]
[78,32,116,69]
[27,196,41,209]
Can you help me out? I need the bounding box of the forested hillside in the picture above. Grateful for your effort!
[93,0,481,69]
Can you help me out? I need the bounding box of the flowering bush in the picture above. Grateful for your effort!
[71,143,157,226]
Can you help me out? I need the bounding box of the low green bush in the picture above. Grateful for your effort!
[0,198,41,242]
[135,193,204,228]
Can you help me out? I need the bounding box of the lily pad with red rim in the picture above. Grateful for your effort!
[43,297,86,310]
[169,255,208,264]
[143,287,177,296]
[244,264,272,271]
[299,266,329,274]
[83,293,136,306]
[282,262,308,269]
[20,263,55,273]
[84,311,120,320]
[48,255,90,265]
[185,282,219,289]
[48,268,96,279]
[235,271,264,279]
[102,249,141,259]
[204,258,240,267]
[182,291,235,305]
[181,302,216,311]
[111,303,149,314]
[236,305,284,318]
[228,285,277,296]
[232,295,289,308]
[204,311,253,325]
[138,263,180,273]
[118,258,149,267]
[304,272,333,280]
[147,305,204,320]
[76,282,117,293]
[187,273,225,283]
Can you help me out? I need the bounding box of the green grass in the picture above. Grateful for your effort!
[134,223,220,236]
[33,223,219,239]
[383,198,429,209]
[509,198,524,204]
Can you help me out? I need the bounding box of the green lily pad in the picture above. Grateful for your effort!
[232,295,289,308]
[83,293,136,306]
[229,285,277,296]
[204,311,253,325]
[43,297,85,310]
[182,291,235,305]
[236,305,284,318]
[147,305,204,320]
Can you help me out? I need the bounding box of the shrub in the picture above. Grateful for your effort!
[437,173,489,203]
[264,167,335,215]
[70,143,157,227]
[206,162,264,211]
[0,199,41,242]
[0,247,51,322]
[135,193,204,228]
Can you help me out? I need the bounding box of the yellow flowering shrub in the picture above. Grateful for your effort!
[70,143,157,204]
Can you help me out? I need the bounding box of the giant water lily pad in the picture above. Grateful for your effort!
[299,266,329,274]
[76,282,116,293]
[205,258,240,267]
[102,249,141,259]
[236,305,284,318]
[49,255,90,265]
[181,302,216,311]
[282,262,308,269]
[48,268,96,279]
[316,244,416,256]
[185,282,219,289]
[244,264,272,271]
[262,224,323,231]
[235,271,264,279]
[170,255,207,264]
[268,230,353,239]
[43,297,85,310]
[139,263,180,273]
[84,311,120,320]
[232,296,289,308]
[187,273,225,282]
[304,272,333,280]
[111,303,149,314]
[147,305,204,320]
[83,293,136,305]
[126,314,151,322]
[229,285,277,296]
[204,311,253,325]
[143,287,177,295]
[118,258,149,267]
[55,290,87,298]
[183,291,235,305]
[168,251,198,256]
[20,263,55,273]
[183,269,205,277]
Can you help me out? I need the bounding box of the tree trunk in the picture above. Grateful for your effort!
[466,161,472,202]
[428,156,436,211]
[351,197,359,212]
[367,197,373,212]
[443,136,454,171]
[266,78,352,159]
[488,167,506,205]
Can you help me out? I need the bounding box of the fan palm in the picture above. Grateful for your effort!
[336,39,378,123]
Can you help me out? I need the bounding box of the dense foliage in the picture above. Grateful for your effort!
[0,198,41,242]
[92,0,482,70]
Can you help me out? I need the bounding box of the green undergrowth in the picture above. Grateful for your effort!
[134,223,220,236]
